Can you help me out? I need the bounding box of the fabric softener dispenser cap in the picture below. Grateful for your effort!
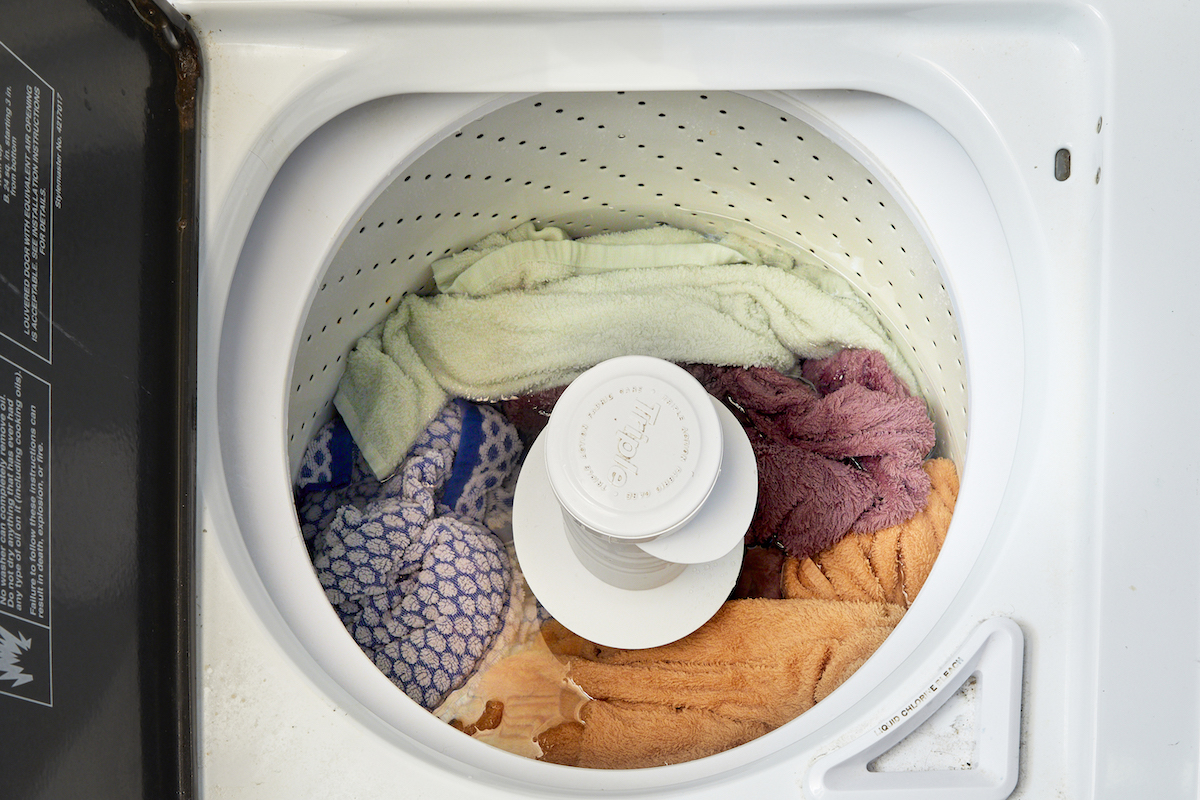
[513,356,757,648]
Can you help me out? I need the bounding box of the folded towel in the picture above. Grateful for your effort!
[431,222,798,293]
[303,400,523,709]
[431,221,570,290]
[335,224,917,479]
[536,598,905,769]
[687,349,935,559]
[332,304,450,482]
[783,458,959,607]
[435,234,749,297]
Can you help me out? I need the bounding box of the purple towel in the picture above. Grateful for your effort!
[296,400,523,709]
[687,349,935,558]
[501,350,934,561]
[499,385,567,446]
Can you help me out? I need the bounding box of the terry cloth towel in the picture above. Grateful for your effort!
[304,399,523,710]
[536,598,905,769]
[334,223,917,479]
[687,349,936,560]
[445,632,590,760]
[783,458,959,607]
[296,418,416,552]
[435,546,589,761]
[432,221,753,295]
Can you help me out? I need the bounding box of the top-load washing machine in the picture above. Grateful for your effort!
[3,0,1199,798]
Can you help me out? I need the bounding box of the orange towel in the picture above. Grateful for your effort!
[537,598,905,769]
[533,458,959,769]
[782,458,959,607]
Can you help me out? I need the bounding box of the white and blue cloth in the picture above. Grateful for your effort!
[296,399,523,709]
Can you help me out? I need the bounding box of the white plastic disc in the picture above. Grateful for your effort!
[513,431,744,649]
[635,399,758,564]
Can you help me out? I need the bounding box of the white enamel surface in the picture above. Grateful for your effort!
[173,1,1199,798]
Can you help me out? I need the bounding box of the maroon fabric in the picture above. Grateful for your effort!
[686,349,935,558]
[729,546,789,600]
[498,385,566,445]
[501,350,935,561]
[802,346,912,398]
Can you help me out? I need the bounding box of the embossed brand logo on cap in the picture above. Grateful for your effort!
[610,399,661,487]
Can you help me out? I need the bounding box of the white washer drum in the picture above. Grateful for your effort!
[217,90,1023,791]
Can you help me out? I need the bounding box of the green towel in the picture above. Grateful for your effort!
[335,225,917,479]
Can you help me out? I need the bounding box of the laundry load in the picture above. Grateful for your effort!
[334,223,919,479]
[296,400,523,709]
[298,218,957,765]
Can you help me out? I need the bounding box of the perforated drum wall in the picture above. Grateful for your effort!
[286,91,966,476]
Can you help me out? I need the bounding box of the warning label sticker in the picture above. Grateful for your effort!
[0,40,55,364]
[0,613,48,706]
[0,361,49,706]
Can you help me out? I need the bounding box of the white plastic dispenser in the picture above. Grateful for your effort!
[513,356,757,648]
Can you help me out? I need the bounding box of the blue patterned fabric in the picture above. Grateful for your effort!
[295,415,356,491]
[297,400,523,709]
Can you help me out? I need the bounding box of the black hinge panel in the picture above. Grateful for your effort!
[0,0,198,797]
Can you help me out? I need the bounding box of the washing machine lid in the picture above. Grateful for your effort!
[0,1,198,797]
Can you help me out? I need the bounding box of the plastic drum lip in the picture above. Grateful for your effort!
[544,355,723,541]
[211,88,1023,792]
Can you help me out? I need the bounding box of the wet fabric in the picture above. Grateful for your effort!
[533,458,958,769]
[297,400,523,709]
[536,598,905,769]
[783,458,958,607]
[432,543,552,730]
[687,348,935,559]
[500,349,935,560]
[333,224,917,479]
